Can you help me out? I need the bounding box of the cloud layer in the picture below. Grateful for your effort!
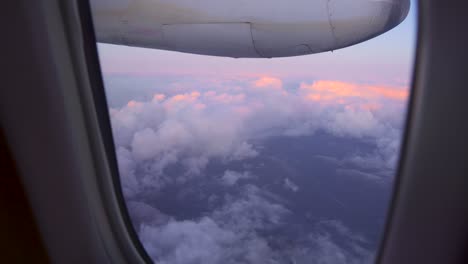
[110,77,406,196]
[107,76,408,263]
[137,185,373,264]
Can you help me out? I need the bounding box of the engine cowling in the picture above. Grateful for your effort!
[91,0,410,58]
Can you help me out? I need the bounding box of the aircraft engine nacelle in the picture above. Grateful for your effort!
[91,0,410,58]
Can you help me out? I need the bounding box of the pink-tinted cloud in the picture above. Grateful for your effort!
[252,77,283,90]
[110,76,409,197]
[300,81,408,102]
[127,100,144,108]
[164,91,201,109]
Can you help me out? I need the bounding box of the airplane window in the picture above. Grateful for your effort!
[90,0,417,263]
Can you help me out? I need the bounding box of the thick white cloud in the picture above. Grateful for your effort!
[140,217,238,264]
[110,77,405,195]
[116,147,139,198]
[325,109,383,138]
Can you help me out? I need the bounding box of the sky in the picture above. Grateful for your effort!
[96,2,417,263]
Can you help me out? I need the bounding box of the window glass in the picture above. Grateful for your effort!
[91,1,417,263]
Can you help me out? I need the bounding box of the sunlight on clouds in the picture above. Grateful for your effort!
[107,75,408,264]
[110,76,407,195]
[153,93,166,101]
[252,76,283,90]
[300,80,408,102]
[127,100,143,108]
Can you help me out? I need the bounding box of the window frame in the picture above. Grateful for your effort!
[5,0,468,263]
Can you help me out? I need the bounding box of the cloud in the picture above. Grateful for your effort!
[137,185,373,264]
[220,170,253,186]
[336,169,382,182]
[213,185,290,230]
[126,201,170,228]
[138,185,287,264]
[116,147,139,198]
[108,76,406,263]
[110,77,406,198]
[325,108,383,138]
[300,80,408,102]
[252,76,283,90]
[140,217,239,264]
[283,178,299,192]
